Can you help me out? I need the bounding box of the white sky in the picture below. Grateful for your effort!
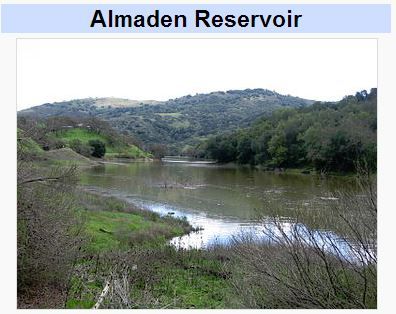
[17,39,377,110]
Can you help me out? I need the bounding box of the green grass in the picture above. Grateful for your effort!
[66,298,96,309]
[66,191,232,309]
[67,248,231,309]
[79,194,187,253]
[83,210,150,252]
[146,251,231,308]
[54,128,151,159]
[19,138,43,154]
[66,192,220,309]
[55,128,107,143]
[153,269,228,308]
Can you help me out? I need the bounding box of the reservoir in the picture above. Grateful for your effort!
[80,161,356,250]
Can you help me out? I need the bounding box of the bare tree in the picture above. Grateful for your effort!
[230,169,376,309]
[17,142,85,308]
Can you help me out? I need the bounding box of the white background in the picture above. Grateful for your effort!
[1,0,395,313]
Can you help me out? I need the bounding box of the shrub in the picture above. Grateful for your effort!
[52,139,67,149]
[69,139,93,157]
[229,169,377,309]
[88,139,106,158]
[17,164,85,308]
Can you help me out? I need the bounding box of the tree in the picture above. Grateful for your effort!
[236,135,254,164]
[268,133,287,167]
[17,148,84,306]
[205,135,237,162]
[231,168,377,308]
[199,89,376,173]
[149,143,167,159]
[89,139,106,158]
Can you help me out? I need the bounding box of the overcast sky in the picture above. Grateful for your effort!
[17,39,377,110]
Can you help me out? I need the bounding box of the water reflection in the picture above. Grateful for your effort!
[80,162,363,259]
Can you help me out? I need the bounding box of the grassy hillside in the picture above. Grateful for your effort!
[55,128,106,143]
[17,116,152,160]
[18,89,314,153]
[53,128,151,159]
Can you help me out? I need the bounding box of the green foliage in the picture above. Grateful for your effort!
[88,139,106,158]
[205,134,237,162]
[66,298,96,309]
[267,133,287,166]
[17,116,151,159]
[201,89,377,173]
[17,129,44,160]
[58,128,150,159]
[18,89,313,154]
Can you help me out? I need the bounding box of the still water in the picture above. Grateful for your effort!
[80,161,356,250]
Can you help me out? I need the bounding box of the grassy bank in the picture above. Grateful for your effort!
[65,191,232,309]
[17,132,377,309]
[18,164,377,309]
[17,137,225,310]
[77,192,191,253]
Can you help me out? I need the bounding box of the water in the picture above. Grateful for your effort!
[80,161,357,251]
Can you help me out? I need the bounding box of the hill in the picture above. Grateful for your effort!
[17,116,152,160]
[199,89,377,173]
[18,89,314,154]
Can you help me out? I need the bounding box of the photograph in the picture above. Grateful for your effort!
[16,38,377,309]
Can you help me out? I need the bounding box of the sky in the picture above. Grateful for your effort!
[17,38,377,110]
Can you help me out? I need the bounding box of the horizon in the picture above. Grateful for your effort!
[17,39,377,110]
[18,86,376,111]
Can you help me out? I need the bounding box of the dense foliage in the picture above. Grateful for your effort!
[18,89,313,154]
[199,89,377,173]
[88,139,106,158]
